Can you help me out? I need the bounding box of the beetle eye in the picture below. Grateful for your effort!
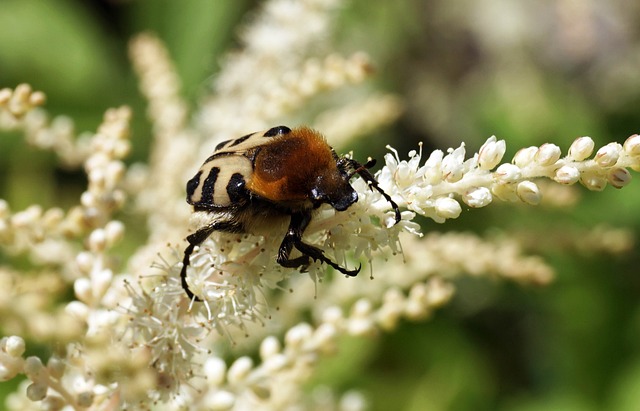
[330,187,358,211]
[310,187,324,204]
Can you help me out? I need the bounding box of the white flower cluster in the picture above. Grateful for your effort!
[0,84,91,167]
[0,84,45,118]
[377,134,640,224]
[197,0,386,143]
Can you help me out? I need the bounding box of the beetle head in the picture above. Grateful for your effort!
[310,173,358,211]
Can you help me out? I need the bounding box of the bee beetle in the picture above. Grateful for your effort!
[181,126,400,301]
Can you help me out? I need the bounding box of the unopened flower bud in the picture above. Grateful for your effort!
[203,357,227,386]
[513,146,538,167]
[312,323,337,351]
[425,278,455,307]
[478,136,506,170]
[259,336,281,360]
[580,172,608,191]
[608,168,632,189]
[4,336,25,358]
[595,143,622,167]
[88,229,107,252]
[623,134,640,155]
[26,382,48,401]
[462,187,492,208]
[227,357,253,385]
[74,278,93,303]
[491,183,519,202]
[285,323,313,349]
[77,391,95,408]
[47,357,65,379]
[322,306,343,325]
[495,163,522,183]
[80,191,96,208]
[104,220,125,246]
[434,197,461,219]
[568,136,595,161]
[534,144,561,166]
[516,181,541,205]
[75,252,94,274]
[554,165,580,185]
[24,356,45,379]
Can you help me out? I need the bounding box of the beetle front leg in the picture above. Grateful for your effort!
[347,158,401,225]
[277,211,361,276]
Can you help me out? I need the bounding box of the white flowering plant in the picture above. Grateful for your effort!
[1,1,640,410]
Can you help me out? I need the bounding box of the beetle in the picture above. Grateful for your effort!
[181,125,400,301]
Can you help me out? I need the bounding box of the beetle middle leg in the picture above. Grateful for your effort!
[277,211,361,276]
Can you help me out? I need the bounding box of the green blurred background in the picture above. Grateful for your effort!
[1,1,640,410]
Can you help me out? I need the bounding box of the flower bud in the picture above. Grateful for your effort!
[312,323,338,351]
[322,306,343,325]
[623,134,640,155]
[534,144,561,166]
[516,181,541,205]
[434,197,462,219]
[495,164,522,183]
[554,165,580,185]
[74,278,93,303]
[478,136,506,170]
[580,172,607,191]
[26,382,48,401]
[285,323,313,349]
[568,136,595,161]
[88,229,107,252]
[441,145,465,183]
[491,183,519,202]
[104,220,125,246]
[259,336,281,360]
[75,252,94,274]
[513,147,538,167]
[462,187,492,208]
[425,278,455,307]
[80,191,96,208]
[65,301,89,321]
[4,336,25,357]
[227,357,253,386]
[24,356,45,379]
[203,357,227,386]
[608,168,632,189]
[77,391,95,408]
[47,357,65,380]
[595,143,622,167]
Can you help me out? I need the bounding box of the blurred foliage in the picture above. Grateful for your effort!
[1,0,640,410]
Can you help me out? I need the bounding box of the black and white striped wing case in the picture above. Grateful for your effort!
[185,126,292,210]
